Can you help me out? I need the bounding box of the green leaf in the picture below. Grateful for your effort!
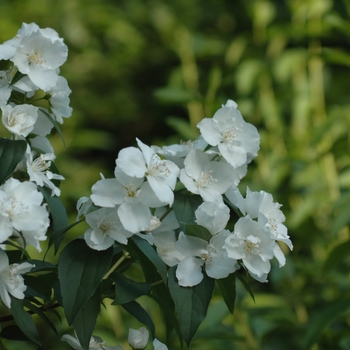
[111,272,151,305]
[0,325,28,341]
[323,240,350,273]
[10,297,41,346]
[185,224,212,241]
[122,300,155,337]
[302,299,350,350]
[39,186,68,254]
[149,293,183,348]
[127,235,168,283]
[216,274,236,314]
[23,299,57,335]
[235,270,255,302]
[73,289,101,350]
[0,138,27,185]
[172,192,202,232]
[154,87,197,104]
[58,239,113,325]
[168,266,215,347]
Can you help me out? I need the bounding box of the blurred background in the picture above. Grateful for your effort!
[1,0,350,349]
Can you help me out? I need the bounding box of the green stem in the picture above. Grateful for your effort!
[103,252,130,280]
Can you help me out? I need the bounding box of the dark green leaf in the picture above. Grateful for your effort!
[24,274,55,301]
[58,239,113,325]
[235,270,255,302]
[185,224,211,241]
[73,289,101,350]
[23,299,57,335]
[111,272,151,305]
[0,138,27,185]
[302,299,350,350]
[122,300,155,337]
[168,266,215,346]
[127,235,167,283]
[39,186,68,254]
[149,293,183,348]
[10,297,41,346]
[0,325,28,341]
[172,192,202,232]
[216,274,236,314]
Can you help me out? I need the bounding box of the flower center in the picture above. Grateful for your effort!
[99,220,112,234]
[244,240,259,254]
[28,50,45,65]
[148,154,170,177]
[222,126,237,143]
[197,170,216,188]
[31,155,51,174]
[268,218,278,237]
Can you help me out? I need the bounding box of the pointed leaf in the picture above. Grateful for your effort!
[10,297,41,346]
[168,266,215,346]
[235,270,255,302]
[58,239,113,325]
[185,224,212,241]
[127,235,168,283]
[111,272,151,305]
[73,289,101,350]
[0,138,26,185]
[122,300,155,337]
[216,274,236,314]
[39,186,68,253]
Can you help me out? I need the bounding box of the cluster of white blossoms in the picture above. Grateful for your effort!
[0,23,72,308]
[83,100,292,286]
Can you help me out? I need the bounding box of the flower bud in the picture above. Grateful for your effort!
[128,327,149,349]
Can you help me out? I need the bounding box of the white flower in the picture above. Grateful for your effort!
[25,146,64,196]
[153,338,168,350]
[223,216,275,280]
[116,138,180,206]
[195,199,230,235]
[225,187,292,266]
[179,149,234,201]
[48,76,73,123]
[0,69,13,108]
[155,136,208,168]
[11,28,68,91]
[175,231,238,287]
[197,100,260,168]
[154,231,186,267]
[1,104,39,137]
[91,168,164,233]
[84,207,134,250]
[128,327,149,349]
[62,333,123,350]
[0,248,34,308]
[31,108,55,136]
[0,178,49,251]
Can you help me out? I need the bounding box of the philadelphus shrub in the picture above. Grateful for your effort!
[0,22,292,350]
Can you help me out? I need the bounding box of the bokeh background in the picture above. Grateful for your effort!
[1,0,350,349]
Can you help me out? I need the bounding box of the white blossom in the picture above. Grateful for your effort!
[197,100,260,168]
[0,69,13,108]
[1,103,38,137]
[62,333,123,350]
[0,178,49,251]
[0,248,34,308]
[116,138,180,206]
[128,327,149,349]
[195,199,230,235]
[223,216,275,281]
[153,338,168,350]
[25,146,64,196]
[180,149,234,201]
[175,231,238,287]
[84,207,133,250]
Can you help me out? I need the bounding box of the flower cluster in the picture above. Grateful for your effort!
[82,100,292,286]
[0,22,71,307]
